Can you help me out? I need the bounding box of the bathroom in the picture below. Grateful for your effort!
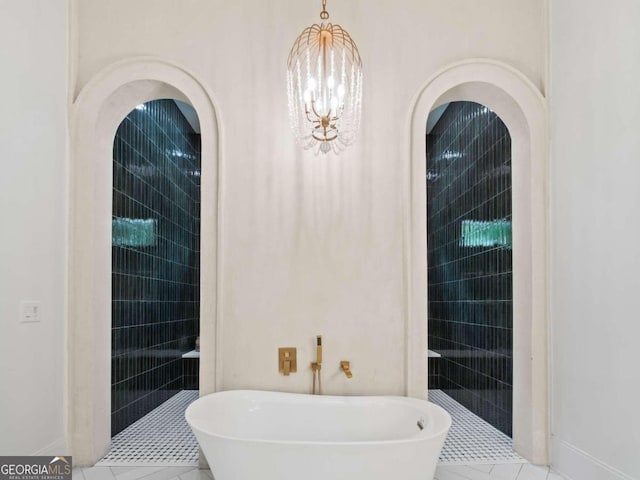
[1,1,639,480]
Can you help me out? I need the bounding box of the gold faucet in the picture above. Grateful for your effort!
[311,335,322,394]
[340,361,353,378]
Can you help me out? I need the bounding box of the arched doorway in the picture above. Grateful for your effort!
[100,99,202,464]
[406,60,549,464]
[426,100,517,462]
[67,58,221,466]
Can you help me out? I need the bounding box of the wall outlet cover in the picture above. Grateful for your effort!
[21,301,41,323]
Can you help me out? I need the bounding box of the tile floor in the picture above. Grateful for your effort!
[98,391,199,466]
[429,390,525,465]
[74,463,566,480]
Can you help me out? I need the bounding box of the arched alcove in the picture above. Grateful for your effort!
[68,58,222,465]
[405,60,549,464]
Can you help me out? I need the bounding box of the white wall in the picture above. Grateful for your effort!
[0,0,68,455]
[73,0,547,397]
[551,1,640,479]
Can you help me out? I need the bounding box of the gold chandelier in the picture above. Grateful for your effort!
[287,0,363,155]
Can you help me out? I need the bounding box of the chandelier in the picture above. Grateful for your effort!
[287,0,363,155]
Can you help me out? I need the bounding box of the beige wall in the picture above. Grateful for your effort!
[0,0,68,455]
[550,1,640,479]
[72,0,547,396]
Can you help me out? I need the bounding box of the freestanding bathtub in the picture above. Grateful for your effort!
[185,390,451,480]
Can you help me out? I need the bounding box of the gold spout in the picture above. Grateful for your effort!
[341,361,353,378]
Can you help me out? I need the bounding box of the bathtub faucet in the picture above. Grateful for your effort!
[311,335,322,394]
[340,361,353,378]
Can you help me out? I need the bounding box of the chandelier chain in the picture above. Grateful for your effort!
[320,0,329,20]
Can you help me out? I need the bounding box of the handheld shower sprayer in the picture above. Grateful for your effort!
[311,335,323,394]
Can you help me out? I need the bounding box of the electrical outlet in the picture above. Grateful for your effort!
[21,301,41,323]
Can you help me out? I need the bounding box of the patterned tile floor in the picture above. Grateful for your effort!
[429,390,525,465]
[89,389,566,479]
[97,391,199,466]
[100,389,520,466]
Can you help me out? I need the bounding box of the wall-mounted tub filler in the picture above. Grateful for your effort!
[340,360,353,378]
[186,390,452,480]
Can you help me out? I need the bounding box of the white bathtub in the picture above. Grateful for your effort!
[185,390,451,480]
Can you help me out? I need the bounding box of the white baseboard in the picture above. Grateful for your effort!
[552,438,636,480]
[33,437,69,456]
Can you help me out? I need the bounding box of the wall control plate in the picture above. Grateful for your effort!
[278,347,297,375]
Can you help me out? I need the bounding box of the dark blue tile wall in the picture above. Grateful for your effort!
[111,100,201,436]
[427,102,513,436]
